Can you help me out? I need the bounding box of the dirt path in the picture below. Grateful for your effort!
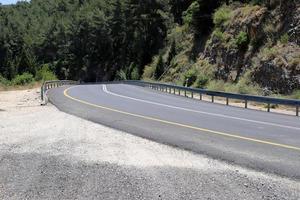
[0,89,299,199]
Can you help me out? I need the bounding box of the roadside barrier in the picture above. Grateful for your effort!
[42,80,300,116]
[41,80,78,104]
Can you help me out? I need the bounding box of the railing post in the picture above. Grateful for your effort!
[245,100,248,109]
[226,98,229,106]
[173,88,176,94]
[296,106,299,117]
[41,86,44,101]
[184,90,187,97]
[200,93,202,100]
[212,95,214,103]
[267,103,271,112]
[179,89,181,96]
[191,92,194,99]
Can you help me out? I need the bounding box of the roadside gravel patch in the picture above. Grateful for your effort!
[0,88,299,199]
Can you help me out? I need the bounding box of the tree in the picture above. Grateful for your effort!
[154,54,165,80]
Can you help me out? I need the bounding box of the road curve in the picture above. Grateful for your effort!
[48,83,300,179]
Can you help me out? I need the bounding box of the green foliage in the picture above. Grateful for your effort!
[213,6,232,27]
[183,68,197,87]
[290,90,300,99]
[193,74,209,88]
[235,31,249,50]
[279,33,289,44]
[35,65,57,81]
[0,0,167,82]
[183,2,200,26]
[116,69,127,80]
[154,55,165,80]
[130,67,140,80]
[12,72,34,85]
[0,74,9,85]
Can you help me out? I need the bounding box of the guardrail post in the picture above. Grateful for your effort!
[184,90,187,97]
[212,96,214,103]
[173,88,176,94]
[179,89,181,96]
[41,86,44,101]
[191,92,194,99]
[245,100,248,109]
[296,106,299,117]
[226,98,229,106]
[267,103,271,112]
[200,93,202,100]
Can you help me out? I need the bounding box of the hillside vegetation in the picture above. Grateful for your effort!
[0,0,299,97]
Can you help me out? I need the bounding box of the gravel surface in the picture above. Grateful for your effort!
[0,88,299,200]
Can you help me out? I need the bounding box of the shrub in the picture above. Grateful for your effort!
[154,55,165,80]
[0,74,10,86]
[35,65,57,81]
[193,74,209,88]
[183,68,197,87]
[290,90,300,99]
[130,67,140,80]
[279,33,289,44]
[207,80,226,91]
[235,31,249,50]
[183,2,200,27]
[116,69,127,80]
[213,6,232,27]
[12,73,34,85]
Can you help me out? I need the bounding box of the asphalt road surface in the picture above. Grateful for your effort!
[48,83,300,180]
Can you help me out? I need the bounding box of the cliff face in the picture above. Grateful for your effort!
[144,1,300,96]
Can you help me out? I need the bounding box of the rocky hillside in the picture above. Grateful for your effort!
[143,0,300,96]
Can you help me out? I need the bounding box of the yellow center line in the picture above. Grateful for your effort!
[63,85,300,152]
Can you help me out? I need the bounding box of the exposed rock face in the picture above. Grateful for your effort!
[204,2,300,94]
[252,44,300,94]
[289,5,300,45]
[205,5,268,82]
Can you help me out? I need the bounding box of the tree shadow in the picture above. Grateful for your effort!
[0,152,297,200]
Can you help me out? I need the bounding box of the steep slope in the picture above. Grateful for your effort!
[144,1,300,96]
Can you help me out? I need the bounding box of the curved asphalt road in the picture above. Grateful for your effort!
[48,84,300,180]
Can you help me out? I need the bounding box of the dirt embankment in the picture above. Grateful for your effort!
[0,89,299,199]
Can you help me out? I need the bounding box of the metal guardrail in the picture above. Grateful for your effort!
[124,81,300,117]
[42,80,300,116]
[41,80,78,103]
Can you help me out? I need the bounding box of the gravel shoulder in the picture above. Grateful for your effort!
[0,88,299,200]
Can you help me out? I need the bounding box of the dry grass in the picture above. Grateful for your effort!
[0,82,42,91]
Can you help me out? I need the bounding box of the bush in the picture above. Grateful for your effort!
[193,74,209,88]
[290,90,300,99]
[213,6,232,27]
[154,55,165,80]
[207,80,226,91]
[279,33,289,44]
[235,31,249,50]
[183,2,200,27]
[35,65,57,81]
[0,74,10,86]
[130,67,140,80]
[183,68,197,87]
[116,69,127,80]
[12,73,34,85]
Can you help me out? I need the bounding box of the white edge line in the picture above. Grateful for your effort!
[102,85,300,131]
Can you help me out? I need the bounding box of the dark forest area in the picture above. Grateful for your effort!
[0,0,299,97]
